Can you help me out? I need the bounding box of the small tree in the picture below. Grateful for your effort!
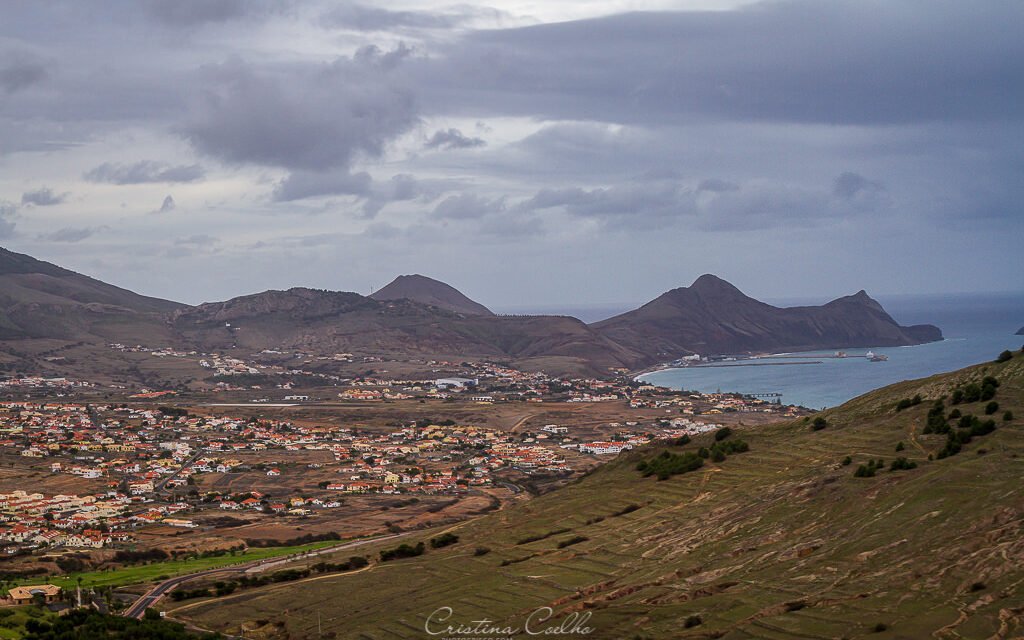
[811,416,827,431]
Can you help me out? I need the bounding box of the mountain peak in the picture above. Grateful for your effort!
[371,274,493,316]
[690,273,739,292]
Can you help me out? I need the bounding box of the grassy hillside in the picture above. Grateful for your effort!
[174,350,1024,639]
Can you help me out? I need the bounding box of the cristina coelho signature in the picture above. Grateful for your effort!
[424,606,595,637]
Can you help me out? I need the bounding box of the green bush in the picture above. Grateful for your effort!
[996,350,1012,363]
[984,401,999,415]
[638,451,704,480]
[430,533,459,549]
[854,464,876,478]
[1004,411,1014,421]
[379,542,425,562]
[714,427,733,441]
[889,457,917,471]
[963,383,982,403]
[811,416,828,430]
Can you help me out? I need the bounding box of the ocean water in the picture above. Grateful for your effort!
[638,292,1024,409]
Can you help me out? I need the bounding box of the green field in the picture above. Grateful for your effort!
[0,606,58,640]
[174,352,1024,639]
[8,539,346,592]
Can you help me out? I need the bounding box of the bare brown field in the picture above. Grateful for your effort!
[0,453,110,494]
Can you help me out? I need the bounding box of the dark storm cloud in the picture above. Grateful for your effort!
[424,128,486,150]
[417,1,1024,125]
[179,46,418,171]
[84,161,206,184]
[21,188,67,206]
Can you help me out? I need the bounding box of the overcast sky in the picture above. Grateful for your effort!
[1,0,1021,309]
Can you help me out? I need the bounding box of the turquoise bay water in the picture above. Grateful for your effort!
[639,293,1024,409]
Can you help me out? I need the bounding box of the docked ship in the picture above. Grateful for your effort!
[865,351,889,362]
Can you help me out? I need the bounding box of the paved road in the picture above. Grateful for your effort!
[154,450,205,493]
[123,533,408,619]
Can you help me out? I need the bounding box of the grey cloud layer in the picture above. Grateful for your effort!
[180,48,417,172]
[0,0,1020,302]
[414,2,1024,125]
[21,188,67,206]
[84,161,205,184]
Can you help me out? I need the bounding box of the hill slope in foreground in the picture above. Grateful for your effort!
[178,351,1022,639]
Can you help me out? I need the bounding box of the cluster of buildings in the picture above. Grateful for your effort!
[0,490,136,552]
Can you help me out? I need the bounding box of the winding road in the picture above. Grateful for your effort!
[123,532,409,619]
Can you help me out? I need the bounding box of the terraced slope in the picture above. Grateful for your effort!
[169,352,1024,638]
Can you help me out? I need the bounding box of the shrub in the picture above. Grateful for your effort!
[638,451,704,480]
[841,456,852,466]
[948,408,961,419]
[963,383,982,403]
[889,457,917,471]
[379,542,425,562]
[683,615,702,628]
[951,389,964,404]
[895,398,912,411]
[1004,411,1014,421]
[474,547,491,556]
[984,401,999,415]
[714,427,733,441]
[996,350,1013,363]
[895,442,905,452]
[970,419,996,437]
[674,434,691,446]
[854,464,876,478]
[811,416,828,430]
[430,532,459,549]
[711,449,726,463]
[873,622,888,633]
